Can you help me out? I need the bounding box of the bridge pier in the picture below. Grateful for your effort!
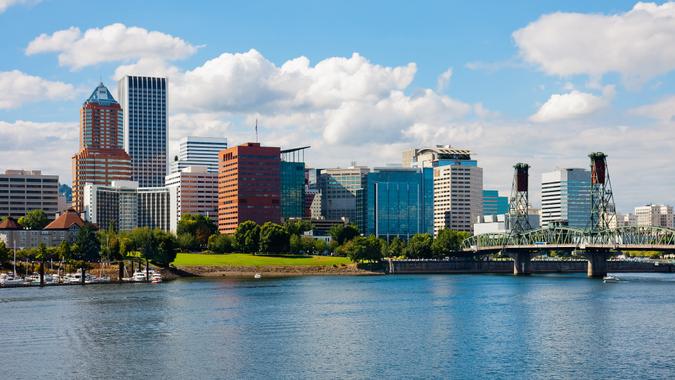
[585,251,611,278]
[510,251,531,275]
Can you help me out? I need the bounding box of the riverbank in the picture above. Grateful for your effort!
[171,253,381,277]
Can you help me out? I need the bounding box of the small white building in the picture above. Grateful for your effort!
[165,166,218,232]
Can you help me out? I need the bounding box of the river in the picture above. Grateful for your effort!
[1,273,674,379]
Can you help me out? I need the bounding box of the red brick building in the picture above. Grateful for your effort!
[218,143,281,234]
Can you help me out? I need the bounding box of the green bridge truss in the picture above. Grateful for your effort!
[462,226,675,251]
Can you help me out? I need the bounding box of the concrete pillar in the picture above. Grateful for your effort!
[511,251,531,275]
[586,251,609,278]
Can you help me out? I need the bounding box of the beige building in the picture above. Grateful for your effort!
[0,209,84,249]
[165,166,218,232]
[0,169,59,220]
[433,164,483,234]
[634,205,673,228]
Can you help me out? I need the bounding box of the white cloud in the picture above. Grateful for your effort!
[0,0,37,13]
[0,120,78,183]
[0,70,75,109]
[630,96,675,122]
[436,68,453,92]
[26,23,197,70]
[513,2,675,85]
[529,87,614,123]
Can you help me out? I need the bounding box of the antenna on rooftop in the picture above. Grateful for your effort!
[255,119,259,143]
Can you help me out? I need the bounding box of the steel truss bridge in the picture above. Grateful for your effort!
[463,226,675,254]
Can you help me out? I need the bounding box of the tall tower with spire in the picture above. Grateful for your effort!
[72,83,132,212]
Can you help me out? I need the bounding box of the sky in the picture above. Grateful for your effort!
[0,0,674,212]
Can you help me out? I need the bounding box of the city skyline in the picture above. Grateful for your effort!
[0,1,674,212]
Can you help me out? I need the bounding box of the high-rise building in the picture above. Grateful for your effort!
[72,83,132,211]
[281,161,306,220]
[218,143,281,234]
[319,166,369,231]
[482,190,509,216]
[634,204,673,228]
[305,168,322,190]
[171,136,228,174]
[0,170,59,219]
[403,146,472,168]
[165,166,218,232]
[433,163,483,234]
[365,167,433,239]
[540,168,591,228]
[118,75,168,187]
[83,180,171,231]
[304,189,323,219]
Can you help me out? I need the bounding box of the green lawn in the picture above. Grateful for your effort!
[173,253,351,267]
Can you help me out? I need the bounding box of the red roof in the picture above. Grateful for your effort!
[44,209,85,230]
[0,217,20,230]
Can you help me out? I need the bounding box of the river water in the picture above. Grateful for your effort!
[1,273,674,379]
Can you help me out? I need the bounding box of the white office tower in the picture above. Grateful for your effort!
[118,76,168,188]
[540,168,591,229]
[165,166,218,232]
[433,164,483,234]
[171,136,228,174]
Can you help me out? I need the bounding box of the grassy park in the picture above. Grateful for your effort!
[173,253,351,267]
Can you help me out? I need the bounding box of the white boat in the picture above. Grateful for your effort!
[603,275,619,283]
[1,274,25,286]
[254,273,262,279]
[150,271,162,283]
[133,270,147,282]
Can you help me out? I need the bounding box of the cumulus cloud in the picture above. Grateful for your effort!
[436,68,453,92]
[26,23,197,70]
[0,0,37,13]
[630,96,675,122]
[513,2,675,85]
[530,87,614,123]
[0,120,78,182]
[0,70,76,109]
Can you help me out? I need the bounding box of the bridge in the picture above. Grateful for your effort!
[461,154,675,277]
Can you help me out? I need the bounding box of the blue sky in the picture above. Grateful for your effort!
[1,0,674,211]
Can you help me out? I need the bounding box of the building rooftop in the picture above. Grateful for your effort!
[84,82,119,107]
[0,217,21,230]
[44,209,85,230]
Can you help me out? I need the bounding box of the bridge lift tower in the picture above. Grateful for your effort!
[507,163,533,275]
[586,152,617,277]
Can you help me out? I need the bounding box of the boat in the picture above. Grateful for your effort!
[603,275,619,283]
[254,273,262,279]
[132,270,147,282]
[1,273,25,286]
[150,271,162,284]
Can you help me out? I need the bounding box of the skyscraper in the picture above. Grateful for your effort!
[218,143,281,234]
[0,170,59,220]
[72,83,132,212]
[540,168,591,228]
[365,167,434,239]
[118,75,168,187]
[482,190,509,216]
[171,136,228,174]
[319,166,369,230]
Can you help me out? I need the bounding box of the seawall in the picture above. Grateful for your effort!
[386,260,674,274]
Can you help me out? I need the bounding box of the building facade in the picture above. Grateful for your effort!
[0,210,84,249]
[84,180,171,231]
[365,167,433,239]
[319,166,369,231]
[118,75,168,188]
[634,204,674,228]
[304,189,322,219]
[0,170,59,220]
[165,166,218,232]
[281,161,306,220]
[433,164,483,234]
[218,143,281,234]
[171,136,228,174]
[482,190,509,216]
[72,83,132,212]
[540,168,591,228]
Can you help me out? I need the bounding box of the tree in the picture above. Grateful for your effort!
[18,209,49,230]
[344,236,383,263]
[404,233,433,259]
[431,229,470,258]
[329,224,359,245]
[0,240,9,263]
[289,234,302,254]
[313,239,328,255]
[72,224,101,284]
[36,242,47,286]
[259,222,290,254]
[127,227,157,280]
[154,230,178,267]
[283,219,312,236]
[383,237,405,258]
[177,232,198,252]
[177,213,217,248]
[207,234,235,254]
[234,221,260,253]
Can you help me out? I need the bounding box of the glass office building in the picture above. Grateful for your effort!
[118,76,168,188]
[483,190,509,216]
[365,167,433,239]
[281,161,306,219]
[541,168,591,228]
